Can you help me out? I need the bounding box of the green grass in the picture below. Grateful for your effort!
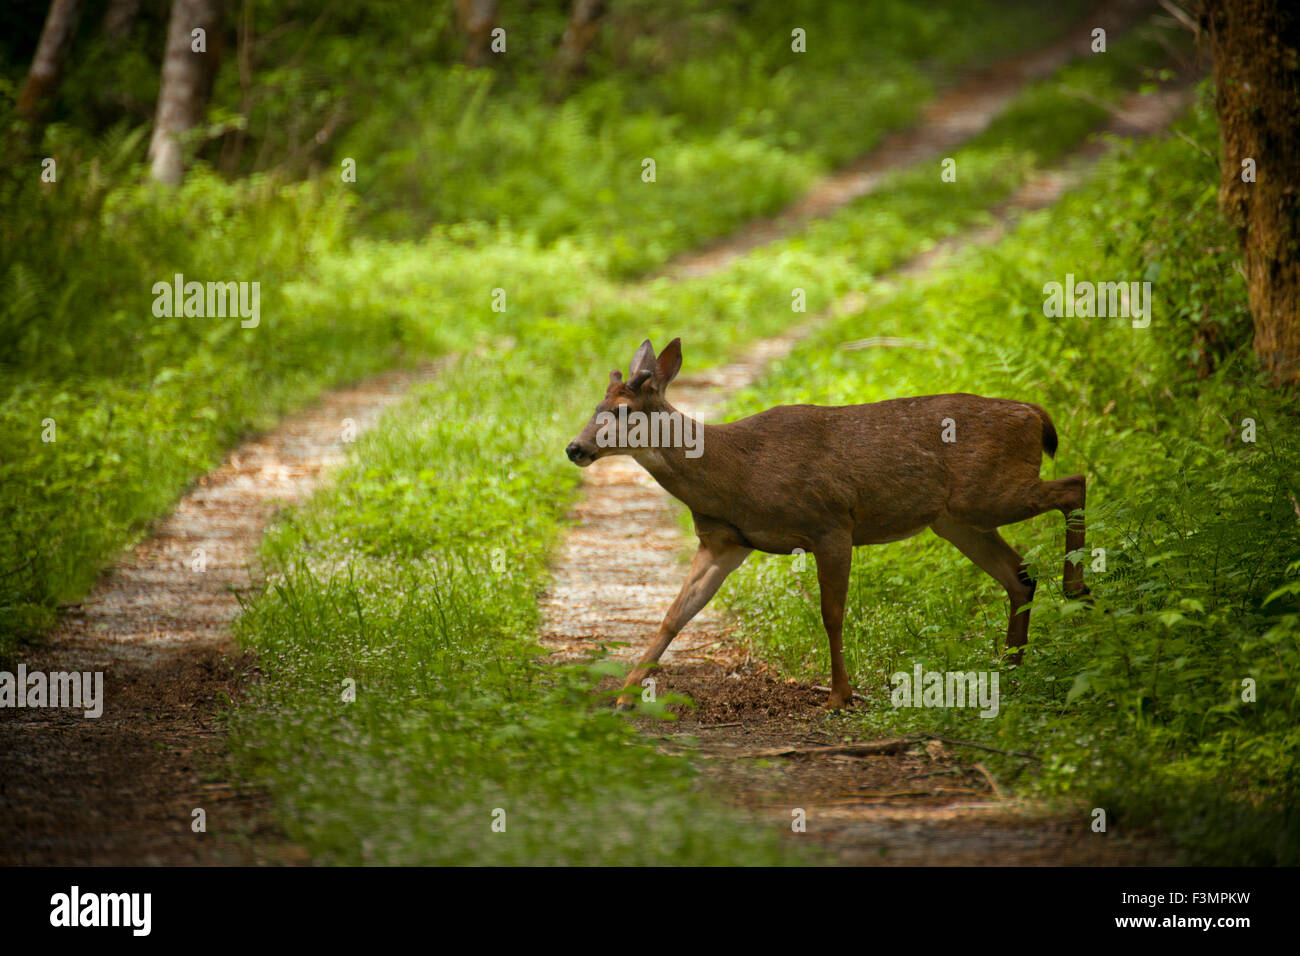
[237,0,1091,260]
[714,89,1300,865]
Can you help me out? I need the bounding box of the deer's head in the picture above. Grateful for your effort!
[566,337,682,467]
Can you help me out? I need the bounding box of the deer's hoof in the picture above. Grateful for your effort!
[822,693,853,711]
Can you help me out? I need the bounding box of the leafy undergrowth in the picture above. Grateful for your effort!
[238,0,1089,262]
[717,90,1299,865]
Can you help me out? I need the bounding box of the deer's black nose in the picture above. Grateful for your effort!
[565,442,583,462]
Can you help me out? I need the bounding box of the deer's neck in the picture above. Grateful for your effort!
[627,408,734,517]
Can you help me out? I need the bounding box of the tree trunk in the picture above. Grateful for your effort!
[15,0,84,126]
[1203,0,1300,385]
[103,0,143,40]
[148,0,224,185]
[455,0,498,67]
[555,0,606,79]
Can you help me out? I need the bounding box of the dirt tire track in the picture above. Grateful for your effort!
[0,364,439,865]
[539,85,1192,864]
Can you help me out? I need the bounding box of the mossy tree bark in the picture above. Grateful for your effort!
[1203,0,1300,385]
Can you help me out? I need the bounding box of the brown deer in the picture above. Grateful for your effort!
[565,338,1090,710]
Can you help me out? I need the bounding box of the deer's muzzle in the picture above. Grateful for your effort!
[566,441,595,466]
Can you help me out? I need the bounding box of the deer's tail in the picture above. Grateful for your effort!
[1026,403,1058,459]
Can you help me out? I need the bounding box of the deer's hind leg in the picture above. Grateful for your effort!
[950,472,1090,600]
[931,516,1036,663]
[1017,474,1090,599]
[1041,474,1089,599]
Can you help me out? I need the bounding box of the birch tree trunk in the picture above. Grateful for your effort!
[148,0,224,185]
[455,0,498,67]
[15,0,84,126]
[555,0,607,80]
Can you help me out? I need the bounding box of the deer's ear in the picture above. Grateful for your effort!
[609,369,623,385]
[656,338,682,387]
[630,339,656,378]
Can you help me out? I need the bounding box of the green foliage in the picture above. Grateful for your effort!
[0,142,424,644]
[331,0,1085,267]
[718,90,1298,863]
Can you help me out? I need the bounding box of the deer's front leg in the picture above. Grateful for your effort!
[814,534,854,709]
[615,538,751,710]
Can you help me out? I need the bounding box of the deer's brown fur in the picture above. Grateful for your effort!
[566,338,1089,710]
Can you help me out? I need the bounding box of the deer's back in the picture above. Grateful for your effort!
[707,393,1049,549]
